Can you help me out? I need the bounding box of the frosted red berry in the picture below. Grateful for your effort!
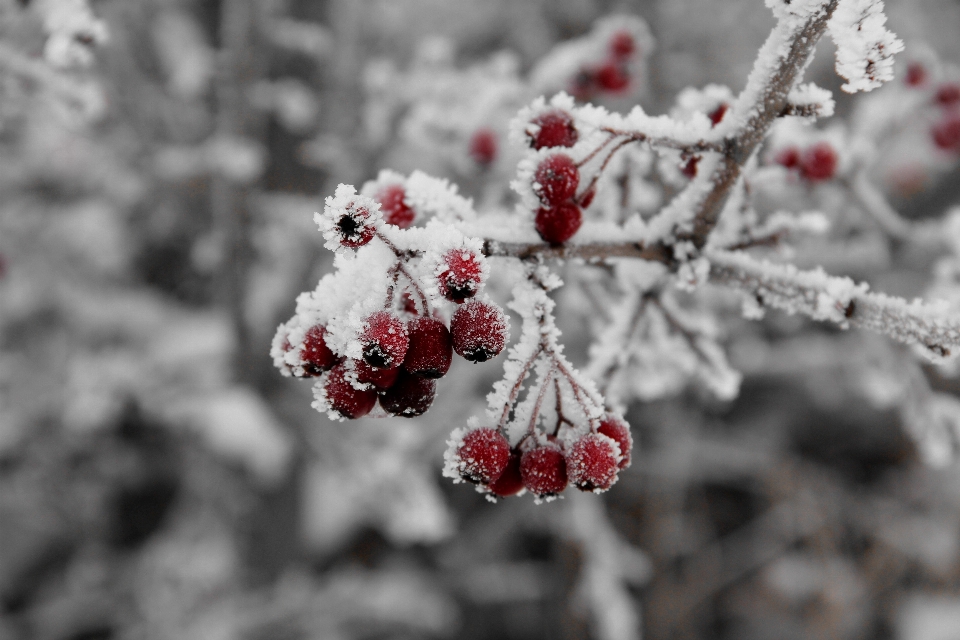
[488,450,525,497]
[578,185,596,209]
[528,110,579,150]
[566,433,620,492]
[322,362,378,419]
[360,311,409,369]
[520,445,568,498]
[375,184,416,229]
[708,103,729,127]
[774,146,801,169]
[404,316,453,379]
[681,156,700,179]
[932,113,960,151]
[609,30,636,59]
[535,202,582,245]
[905,62,927,87]
[334,201,378,248]
[352,359,400,391]
[301,325,339,376]
[597,413,633,469]
[456,427,511,485]
[935,83,960,107]
[379,370,436,417]
[451,300,508,363]
[596,62,629,93]
[534,154,579,206]
[438,248,485,303]
[799,142,838,181]
[469,128,498,167]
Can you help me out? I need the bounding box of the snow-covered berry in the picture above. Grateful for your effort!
[566,433,621,492]
[520,445,568,498]
[535,203,582,245]
[322,362,378,419]
[935,83,960,107]
[905,62,927,87]
[528,110,579,150]
[379,370,436,417]
[437,248,486,303]
[534,154,579,206]
[319,186,381,249]
[799,142,838,181]
[451,299,508,363]
[596,62,629,92]
[352,359,400,391]
[932,113,960,152]
[375,184,416,229]
[708,103,729,127]
[469,128,498,167]
[404,316,453,379]
[360,311,409,369]
[609,30,636,59]
[454,427,510,484]
[488,450,524,498]
[681,156,700,179]
[300,325,339,376]
[597,413,633,469]
[774,146,801,169]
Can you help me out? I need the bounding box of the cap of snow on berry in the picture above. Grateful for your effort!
[316,184,382,250]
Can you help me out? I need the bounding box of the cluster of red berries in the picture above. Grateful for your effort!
[774,141,839,182]
[570,29,638,100]
[448,413,633,500]
[931,81,960,153]
[532,151,584,245]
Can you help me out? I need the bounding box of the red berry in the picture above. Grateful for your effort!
[360,311,409,369]
[566,433,620,491]
[437,248,485,303]
[322,362,378,419]
[570,68,597,100]
[681,156,700,179]
[401,291,419,314]
[469,128,498,167]
[352,359,400,390]
[528,110,579,150]
[578,185,596,209]
[375,184,416,229]
[609,30,636,59]
[301,325,339,376]
[596,62,630,93]
[404,316,453,379]
[935,83,960,107]
[774,146,801,169]
[932,112,960,151]
[520,445,568,498]
[597,413,633,469]
[535,202,582,245]
[799,142,838,181]
[379,370,436,417]
[905,62,927,87]
[534,154,579,206]
[488,450,525,497]
[450,300,508,363]
[334,201,378,248]
[455,427,511,484]
[708,103,729,127]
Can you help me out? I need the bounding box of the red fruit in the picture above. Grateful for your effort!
[534,154,579,206]
[488,450,524,497]
[438,248,485,303]
[401,291,419,314]
[708,103,729,127]
[566,433,620,492]
[528,110,579,150]
[681,156,700,179]
[352,359,400,391]
[375,184,416,229]
[935,83,960,107]
[360,311,409,369]
[596,62,630,93]
[334,201,378,248]
[301,325,339,376]
[609,30,636,59]
[905,62,927,87]
[469,128,498,167]
[597,413,633,469]
[535,202,582,245]
[322,362,378,419]
[578,185,596,209]
[932,113,960,151]
[451,300,508,363]
[404,316,453,379]
[774,146,801,169]
[799,142,838,181]
[379,370,436,417]
[520,445,568,498]
[456,428,511,484]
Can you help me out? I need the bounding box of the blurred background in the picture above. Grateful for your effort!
[3,0,960,639]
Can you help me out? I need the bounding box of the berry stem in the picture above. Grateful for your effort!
[577,137,635,205]
[526,365,556,436]
[598,126,725,154]
[575,132,618,168]
[498,347,544,430]
[553,378,574,436]
[377,231,431,314]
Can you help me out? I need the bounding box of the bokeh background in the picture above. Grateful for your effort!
[3,1,960,639]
